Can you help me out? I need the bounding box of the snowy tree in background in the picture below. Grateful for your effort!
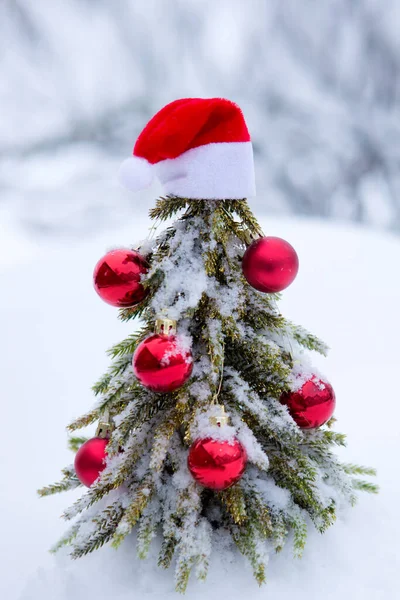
[1,0,400,234]
[39,99,377,593]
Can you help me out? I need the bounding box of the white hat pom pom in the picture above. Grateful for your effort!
[118,156,154,191]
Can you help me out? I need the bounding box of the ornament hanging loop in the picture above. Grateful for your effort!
[210,341,225,406]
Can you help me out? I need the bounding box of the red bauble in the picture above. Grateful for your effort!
[242,236,299,293]
[93,249,149,307]
[133,334,193,393]
[281,378,336,429]
[188,438,247,490]
[74,437,109,487]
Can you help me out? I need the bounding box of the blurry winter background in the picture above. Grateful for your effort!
[2,0,400,238]
[2,2,400,599]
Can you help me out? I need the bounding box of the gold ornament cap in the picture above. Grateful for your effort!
[242,228,260,246]
[96,410,113,439]
[209,404,230,427]
[155,314,177,336]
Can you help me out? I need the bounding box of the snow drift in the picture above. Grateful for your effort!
[1,215,398,599]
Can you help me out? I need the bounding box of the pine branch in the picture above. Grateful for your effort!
[67,410,100,432]
[107,391,175,452]
[62,488,102,521]
[267,453,327,522]
[321,504,338,532]
[288,323,329,356]
[50,523,80,554]
[71,500,125,558]
[268,513,288,553]
[173,484,205,593]
[343,463,377,477]
[158,537,178,569]
[118,299,156,323]
[112,481,153,548]
[231,523,267,586]
[149,411,179,471]
[175,558,194,594]
[150,226,179,263]
[92,355,131,395]
[224,373,304,452]
[351,479,379,494]
[204,317,225,395]
[303,429,347,454]
[223,200,264,238]
[149,196,189,221]
[225,337,290,398]
[106,328,148,359]
[38,465,81,497]
[68,377,138,432]
[137,504,159,559]
[68,436,89,453]
[220,486,248,525]
[243,489,274,539]
[285,513,308,558]
[243,306,286,333]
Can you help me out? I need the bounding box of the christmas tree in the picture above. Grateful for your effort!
[39,98,377,593]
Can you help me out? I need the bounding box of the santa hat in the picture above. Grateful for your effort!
[118,97,256,200]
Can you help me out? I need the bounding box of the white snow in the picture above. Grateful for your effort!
[1,214,399,599]
[149,217,210,319]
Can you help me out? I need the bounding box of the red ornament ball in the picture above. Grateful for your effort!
[242,236,299,293]
[93,249,149,307]
[133,334,193,393]
[281,377,336,429]
[74,437,109,487]
[188,437,247,490]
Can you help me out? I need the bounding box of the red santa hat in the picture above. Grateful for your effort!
[118,97,256,200]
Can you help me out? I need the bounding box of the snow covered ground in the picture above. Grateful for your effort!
[1,209,399,599]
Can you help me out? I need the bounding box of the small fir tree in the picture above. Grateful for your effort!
[39,99,377,593]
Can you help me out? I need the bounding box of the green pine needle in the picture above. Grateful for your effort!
[68,436,88,453]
